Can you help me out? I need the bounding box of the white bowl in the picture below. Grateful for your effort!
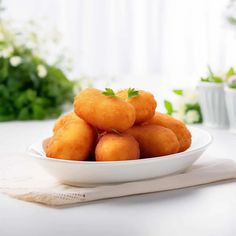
[28,127,212,186]
[197,82,229,128]
[225,87,236,133]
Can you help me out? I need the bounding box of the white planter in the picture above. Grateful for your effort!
[225,87,236,133]
[197,82,229,128]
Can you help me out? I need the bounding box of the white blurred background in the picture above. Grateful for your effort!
[2,0,236,90]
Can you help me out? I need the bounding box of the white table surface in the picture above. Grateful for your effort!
[0,121,236,236]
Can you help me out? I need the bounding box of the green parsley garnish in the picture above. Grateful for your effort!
[128,88,139,99]
[102,88,116,97]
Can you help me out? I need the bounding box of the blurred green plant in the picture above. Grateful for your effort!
[0,22,75,121]
[226,67,236,88]
[225,0,236,26]
[164,89,202,124]
[200,66,223,83]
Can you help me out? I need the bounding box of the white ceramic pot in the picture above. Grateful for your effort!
[225,87,236,133]
[197,82,229,128]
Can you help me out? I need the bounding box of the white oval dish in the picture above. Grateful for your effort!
[28,127,212,186]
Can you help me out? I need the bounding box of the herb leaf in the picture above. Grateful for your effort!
[128,88,139,99]
[200,66,223,83]
[102,88,116,97]
[229,83,236,89]
[226,67,235,78]
[173,89,183,96]
[201,77,209,82]
[208,66,214,80]
[208,66,223,83]
[164,100,174,115]
[212,76,223,83]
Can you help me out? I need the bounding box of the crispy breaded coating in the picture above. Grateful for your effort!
[74,88,135,132]
[95,133,140,161]
[53,112,79,133]
[117,89,157,124]
[125,124,180,158]
[46,118,96,161]
[146,112,192,152]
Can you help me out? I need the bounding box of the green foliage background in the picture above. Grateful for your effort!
[0,24,75,121]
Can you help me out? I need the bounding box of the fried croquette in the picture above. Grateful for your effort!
[117,89,157,124]
[74,88,136,132]
[46,119,96,161]
[95,133,140,161]
[146,112,192,152]
[125,125,180,158]
[53,112,79,133]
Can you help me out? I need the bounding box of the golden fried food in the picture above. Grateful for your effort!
[125,124,180,158]
[74,88,135,132]
[146,112,191,152]
[46,118,96,161]
[53,112,79,133]
[95,133,140,161]
[116,89,157,124]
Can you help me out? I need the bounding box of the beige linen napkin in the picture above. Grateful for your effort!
[0,152,236,206]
